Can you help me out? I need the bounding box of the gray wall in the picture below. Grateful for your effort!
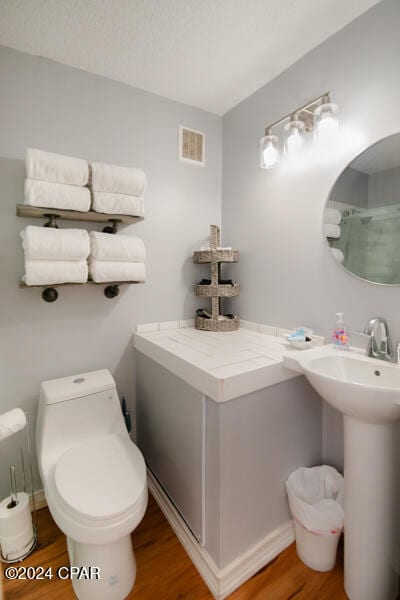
[368,166,400,207]
[222,0,400,468]
[329,164,400,210]
[329,167,368,209]
[0,46,221,497]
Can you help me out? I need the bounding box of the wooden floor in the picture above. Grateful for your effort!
[3,495,347,599]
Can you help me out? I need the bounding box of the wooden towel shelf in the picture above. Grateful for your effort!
[16,204,143,226]
[17,203,145,302]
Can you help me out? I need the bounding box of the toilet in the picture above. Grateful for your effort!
[36,369,148,600]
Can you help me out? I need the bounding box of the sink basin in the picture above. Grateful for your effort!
[284,346,400,600]
[299,351,400,423]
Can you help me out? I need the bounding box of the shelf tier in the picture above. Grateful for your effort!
[19,280,143,288]
[16,204,143,225]
[193,249,239,264]
[195,315,240,332]
[194,283,240,298]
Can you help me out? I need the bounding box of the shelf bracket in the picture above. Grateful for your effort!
[102,219,120,234]
[43,214,60,229]
[42,287,59,302]
[104,285,120,299]
[34,284,125,302]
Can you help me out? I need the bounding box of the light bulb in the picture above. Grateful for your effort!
[284,117,305,156]
[260,134,280,169]
[263,143,278,167]
[286,128,303,154]
[317,114,339,139]
[314,101,339,142]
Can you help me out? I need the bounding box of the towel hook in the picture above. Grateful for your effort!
[43,214,60,229]
[102,219,120,234]
[42,287,58,302]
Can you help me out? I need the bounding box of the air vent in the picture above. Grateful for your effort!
[179,126,205,165]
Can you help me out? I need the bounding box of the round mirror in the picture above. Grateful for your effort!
[325,133,400,284]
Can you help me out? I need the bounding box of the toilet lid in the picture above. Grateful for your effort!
[54,435,146,521]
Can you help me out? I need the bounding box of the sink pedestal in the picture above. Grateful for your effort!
[343,416,398,600]
[284,346,400,599]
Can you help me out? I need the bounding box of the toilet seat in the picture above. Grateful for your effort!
[54,434,146,522]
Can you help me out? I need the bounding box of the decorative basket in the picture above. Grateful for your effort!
[194,283,240,298]
[193,249,239,264]
[195,315,240,332]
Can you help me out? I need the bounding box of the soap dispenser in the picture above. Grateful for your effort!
[332,312,349,349]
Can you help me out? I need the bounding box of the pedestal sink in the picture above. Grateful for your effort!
[284,347,400,600]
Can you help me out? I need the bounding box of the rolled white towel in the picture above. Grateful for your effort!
[21,226,90,261]
[90,231,145,262]
[23,260,88,286]
[89,260,145,283]
[91,162,147,196]
[324,208,341,225]
[24,179,91,212]
[330,248,344,263]
[324,224,341,239]
[92,192,144,217]
[26,148,88,186]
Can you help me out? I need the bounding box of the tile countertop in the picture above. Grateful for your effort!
[133,320,325,403]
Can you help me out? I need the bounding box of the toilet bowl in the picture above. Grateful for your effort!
[36,369,148,600]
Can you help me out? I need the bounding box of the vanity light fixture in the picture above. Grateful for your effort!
[260,92,338,168]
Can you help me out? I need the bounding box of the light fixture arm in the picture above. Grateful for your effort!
[264,92,330,136]
[260,91,338,170]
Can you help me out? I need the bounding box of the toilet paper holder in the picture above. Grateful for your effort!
[1,515,37,564]
[0,410,38,563]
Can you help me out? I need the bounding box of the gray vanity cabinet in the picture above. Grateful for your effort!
[135,342,322,570]
[136,352,204,541]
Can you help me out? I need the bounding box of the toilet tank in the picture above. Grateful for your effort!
[36,369,127,481]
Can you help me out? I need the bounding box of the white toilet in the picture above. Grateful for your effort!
[36,369,148,600]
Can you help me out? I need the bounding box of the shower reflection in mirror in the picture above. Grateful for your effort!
[325,133,400,285]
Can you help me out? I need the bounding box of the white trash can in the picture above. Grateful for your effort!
[286,466,344,572]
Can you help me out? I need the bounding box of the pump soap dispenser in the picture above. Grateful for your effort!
[332,312,349,349]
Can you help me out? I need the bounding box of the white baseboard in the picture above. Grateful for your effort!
[217,519,295,598]
[147,470,295,600]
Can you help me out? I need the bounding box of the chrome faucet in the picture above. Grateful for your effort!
[363,317,393,362]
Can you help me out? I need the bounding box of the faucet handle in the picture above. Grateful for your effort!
[353,329,370,337]
[396,340,400,365]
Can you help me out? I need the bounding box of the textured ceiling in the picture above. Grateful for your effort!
[0,0,381,115]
